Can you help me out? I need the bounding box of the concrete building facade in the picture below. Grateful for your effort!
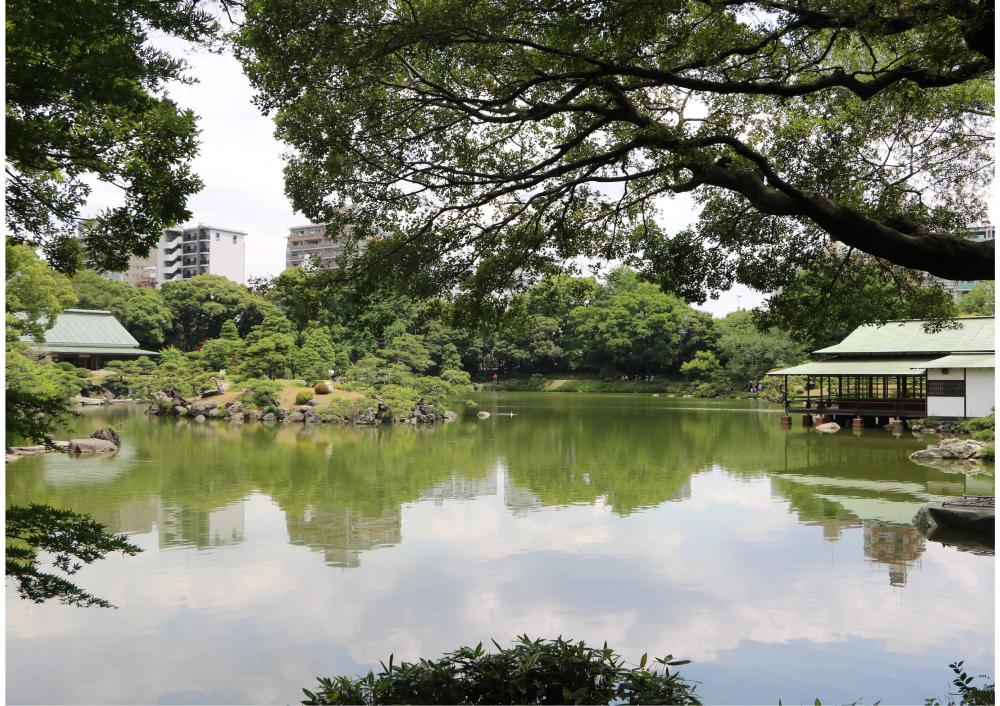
[157,224,247,286]
[285,223,370,271]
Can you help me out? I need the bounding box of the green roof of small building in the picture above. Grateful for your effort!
[918,353,995,369]
[769,357,940,376]
[22,309,158,355]
[814,317,994,356]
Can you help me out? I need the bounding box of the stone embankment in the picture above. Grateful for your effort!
[7,428,122,463]
[147,393,456,426]
[908,419,967,435]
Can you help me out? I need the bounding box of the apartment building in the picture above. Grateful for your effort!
[102,250,157,288]
[286,223,371,271]
[156,224,247,286]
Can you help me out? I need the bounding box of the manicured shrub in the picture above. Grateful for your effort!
[240,378,282,407]
[54,362,76,372]
[74,367,91,379]
[302,636,699,705]
[314,383,331,395]
[295,391,314,405]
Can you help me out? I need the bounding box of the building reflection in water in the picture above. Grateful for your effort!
[94,498,247,550]
[286,507,402,568]
[863,522,926,586]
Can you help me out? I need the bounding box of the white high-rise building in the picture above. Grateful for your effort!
[157,224,247,286]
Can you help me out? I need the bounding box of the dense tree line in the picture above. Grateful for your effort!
[58,264,808,394]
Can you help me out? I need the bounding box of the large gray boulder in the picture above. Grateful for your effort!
[189,400,218,416]
[67,438,118,454]
[261,412,277,422]
[355,407,378,425]
[286,411,305,422]
[90,427,121,447]
[911,438,987,461]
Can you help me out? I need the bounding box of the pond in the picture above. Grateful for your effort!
[5,393,995,704]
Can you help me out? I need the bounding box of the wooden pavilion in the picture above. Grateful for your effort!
[768,318,994,422]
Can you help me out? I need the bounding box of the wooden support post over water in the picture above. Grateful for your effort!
[852,417,864,433]
[780,415,792,429]
[802,414,813,427]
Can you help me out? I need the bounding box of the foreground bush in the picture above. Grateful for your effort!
[303,635,699,705]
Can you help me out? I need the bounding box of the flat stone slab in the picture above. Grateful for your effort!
[67,438,119,454]
[914,496,994,536]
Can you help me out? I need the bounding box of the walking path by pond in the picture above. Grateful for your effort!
[5,393,995,704]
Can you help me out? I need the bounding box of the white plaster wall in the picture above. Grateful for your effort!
[927,367,995,418]
[928,368,965,417]
[966,368,995,418]
[208,231,246,284]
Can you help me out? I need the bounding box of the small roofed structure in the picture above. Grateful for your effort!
[768,318,994,421]
[24,309,159,369]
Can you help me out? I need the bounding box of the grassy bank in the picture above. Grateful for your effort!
[477,373,767,398]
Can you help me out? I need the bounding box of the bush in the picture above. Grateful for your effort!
[963,412,994,440]
[302,636,699,705]
[324,398,368,422]
[314,383,332,395]
[54,361,76,372]
[295,391,315,405]
[240,378,282,407]
[74,367,91,379]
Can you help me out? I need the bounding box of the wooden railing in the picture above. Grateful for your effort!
[784,396,927,417]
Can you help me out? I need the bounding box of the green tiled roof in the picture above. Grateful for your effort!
[918,353,995,369]
[38,345,159,356]
[21,309,156,355]
[814,318,994,356]
[768,357,939,376]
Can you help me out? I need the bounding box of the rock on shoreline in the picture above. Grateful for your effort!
[909,438,990,473]
[7,428,121,462]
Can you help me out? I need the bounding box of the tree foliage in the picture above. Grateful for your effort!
[161,274,275,350]
[714,311,805,386]
[6,504,142,608]
[755,251,957,350]
[5,242,81,444]
[4,0,218,272]
[6,242,78,341]
[957,281,995,316]
[236,0,994,313]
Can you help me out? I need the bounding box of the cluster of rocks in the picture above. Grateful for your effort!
[147,392,458,425]
[909,419,967,435]
[909,437,990,474]
[7,427,121,463]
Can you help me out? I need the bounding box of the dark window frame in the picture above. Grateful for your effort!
[927,380,966,397]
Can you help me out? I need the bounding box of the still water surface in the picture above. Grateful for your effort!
[5,393,995,704]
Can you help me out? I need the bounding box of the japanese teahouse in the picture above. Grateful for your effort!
[23,309,159,369]
[768,317,994,424]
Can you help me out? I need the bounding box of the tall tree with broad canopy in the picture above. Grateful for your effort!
[4,0,227,273]
[235,0,994,313]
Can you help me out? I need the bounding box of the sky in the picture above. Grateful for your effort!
[83,39,763,317]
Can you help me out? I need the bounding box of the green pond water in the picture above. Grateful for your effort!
[5,393,995,704]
